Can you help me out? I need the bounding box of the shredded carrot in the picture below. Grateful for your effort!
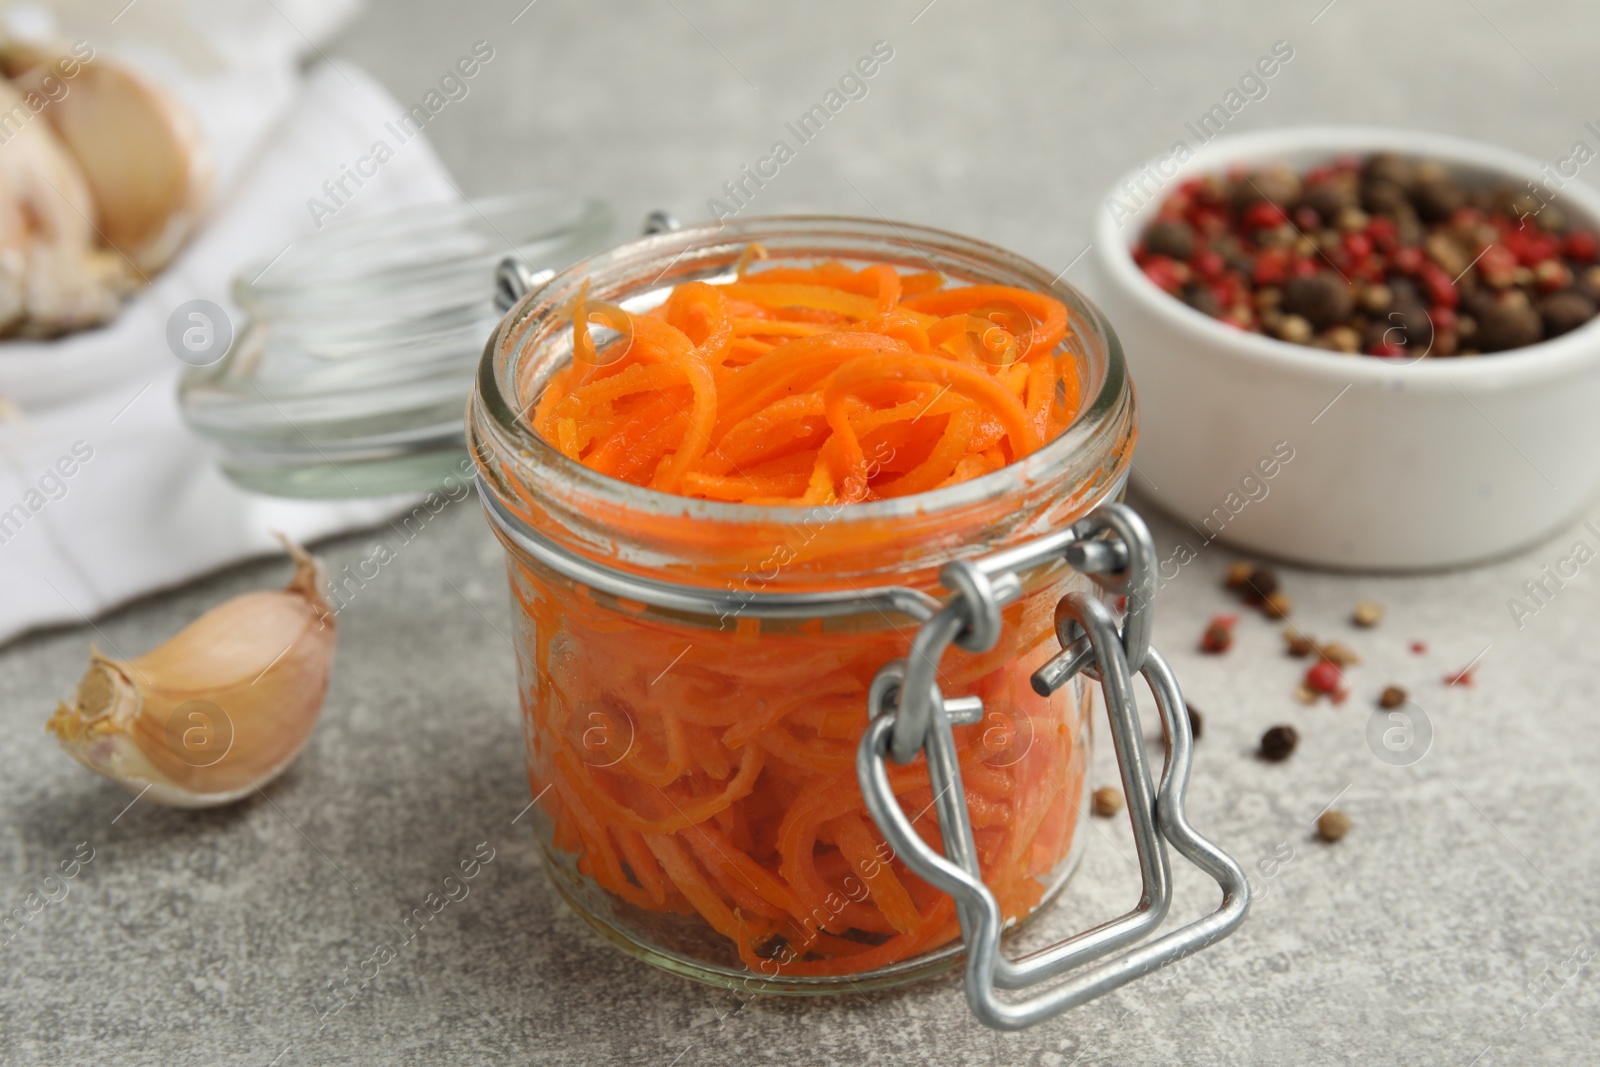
[532,260,1080,505]
[509,257,1087,976]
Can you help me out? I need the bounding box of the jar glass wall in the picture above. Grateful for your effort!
[469,217,1137,993]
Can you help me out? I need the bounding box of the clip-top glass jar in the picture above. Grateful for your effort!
[469,216,1137,994]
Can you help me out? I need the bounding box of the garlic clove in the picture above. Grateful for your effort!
[47,538,336,808]
[1,39,211,274]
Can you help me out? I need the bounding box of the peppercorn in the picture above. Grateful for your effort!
[1181,283,1223,317]
[1233,166,1302,212]
[1379,685,1407,709]
[1283,626,1318,657]
[1534,260,1573,293]
[1235,563,1278,600]
[1363,152,1414,187]
[1361,179,1411,217]
[1200,614,1237,653]
[1352,599,1385,627]
[1318,642,1361,667]
[1259,725,1299,762]
[1187,704,1204,740]
[1325,325,1361,353]
[1316,810,1351,842]
[1475,289,1544,351]
[1305,659,1342,694]
[1299,179,1355,223]
[1359,283,1394,314]
[1538,289,1597,338]
[1273,314,1313,345]
[1384,298,1435,354]
[1261,591,1293,620]
[1092,786,1124,817]
[1412,176,1465,222]
[1283,272,1354,331]
[1145,219,1196,261]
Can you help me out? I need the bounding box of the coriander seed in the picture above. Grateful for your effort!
[1092,787,1124,817]
[1316,810,1351,842]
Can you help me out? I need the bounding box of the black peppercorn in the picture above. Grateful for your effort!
[1243,564,1280,600]
[1181,283,1222,317]
[1363,152,1414,188]
[1259,725,1299,762]
[1412,177,1466,222]
[1361,179,1411,217]
[1476,290,1544,352]
[1388,298,1435,353]
[1538,289,1597,338]
[1232,166,1302,212]
[1299,179,1356,224]
[1283,272,1354,331]
[1144,219,1195,262]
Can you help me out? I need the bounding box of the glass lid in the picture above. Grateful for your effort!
[179,191,612,499]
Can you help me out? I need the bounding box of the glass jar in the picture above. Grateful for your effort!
[468,216,1137,993]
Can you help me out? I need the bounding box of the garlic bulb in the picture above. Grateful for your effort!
[0,39,210,274]
[0,76,128,338]
[47,538,336,808]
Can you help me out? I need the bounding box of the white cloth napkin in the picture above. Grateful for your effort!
[0,8,462,645]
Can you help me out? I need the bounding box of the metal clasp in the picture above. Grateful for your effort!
[857,502,1250,1031]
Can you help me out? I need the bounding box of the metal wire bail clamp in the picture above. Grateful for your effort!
[857,502,1250,1030]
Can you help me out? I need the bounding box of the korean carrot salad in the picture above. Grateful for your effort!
[506,251,1091,975]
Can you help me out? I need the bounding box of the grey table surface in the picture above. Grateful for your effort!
[5,1,1600,1063]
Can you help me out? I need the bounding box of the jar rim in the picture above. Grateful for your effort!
[472,214,1135,536]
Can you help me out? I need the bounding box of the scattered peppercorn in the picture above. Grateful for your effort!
[1316,810,1351,842]
[1444,665,1477,687]
[1261,591,1294,620]
[1410,641,1428,655]
[1379,685,1407,708]
[1317,641,1361,668]
[1092,786,1124,817]
[1283,625,1318,657]
[1187,705,1204,740]
[1352,600,1385,627]
[1224,560,1254,590]
[1259,725,1299,762]
[1135,154,1600,357]
[1242,564,1279,601]
[1200,613,1239,653]
[1305,659,1342,695]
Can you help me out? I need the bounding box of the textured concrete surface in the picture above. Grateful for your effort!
[5,1,1600,1063]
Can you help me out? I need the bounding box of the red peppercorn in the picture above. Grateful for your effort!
[1564,231,1598,263]
[1343,232,1374,259]
[1513,231,1561,267]
[1142,256,1188,294]
[1410,641,1428,654]
[1421,264,1460,308]
[1305,659,1342,694]
[1253,247,1290,286]
[1294,205,1321,231]
[1199,613,1238,653]
[1392,246,1425,274]
[1430,304,1458,333]
[1193,208,1227,235]
[1367,339,1407,357]
[1193,249,1225,280]
[1291,258,1319,278]
[1477,243,1519,286]
[1243,201,1286,230]
[1367,216,1398,249]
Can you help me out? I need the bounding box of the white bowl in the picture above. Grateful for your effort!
[1089,126,1600,570]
